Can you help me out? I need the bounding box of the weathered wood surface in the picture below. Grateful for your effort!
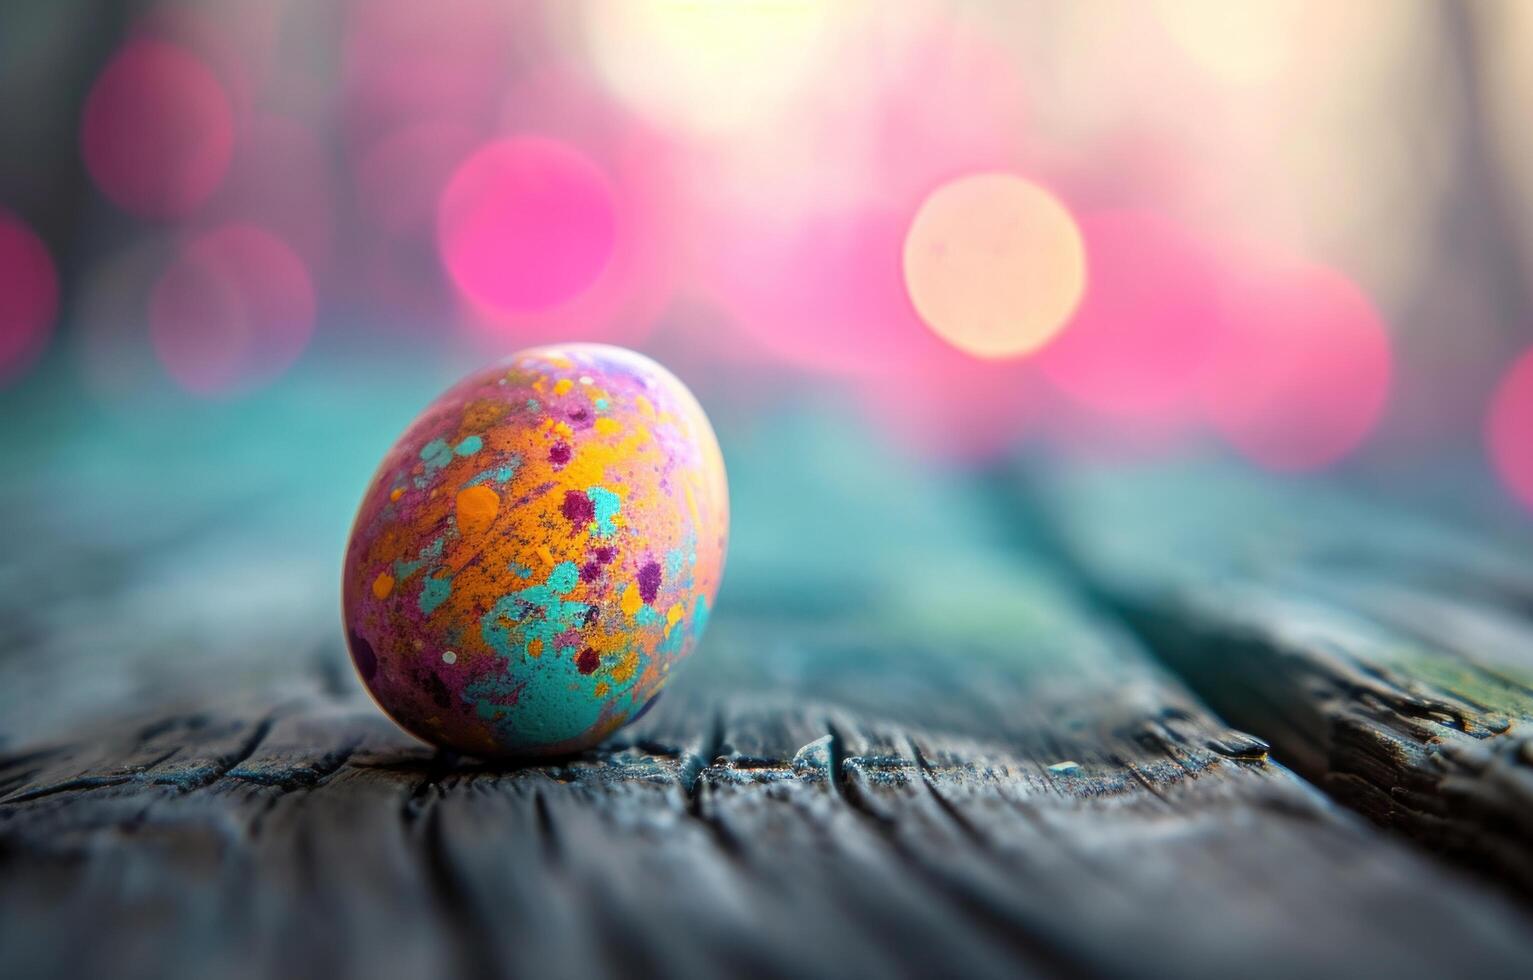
[4,414,1533,978]
[1028,458,1533,893]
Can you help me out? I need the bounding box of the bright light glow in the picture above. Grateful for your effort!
[437,137,617,315]
[81,39,235,219]
[1037,210,1221,421]
[903,173,1085,359]
[1201,257,1391,471]
[582,0,833,139]
[150,225,315,395]
[0,212,58,386]
[1489,347,1533,513]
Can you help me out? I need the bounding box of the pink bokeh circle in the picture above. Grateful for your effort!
[81,39,235,219]
[437,136,618,315]
[0,212,59,386]
[1037,210,1223,424]
[1201,256,1391,472]
[709,206,934,376]
[150,224,315,396]
[1489,347,1533,513]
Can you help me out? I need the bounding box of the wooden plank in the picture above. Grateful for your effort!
[4,415,1532,978]
[1026,457,1533,892]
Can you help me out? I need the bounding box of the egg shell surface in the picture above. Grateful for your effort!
[343,344,728,757]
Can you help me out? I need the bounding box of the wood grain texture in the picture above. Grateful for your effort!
[1028,458,1533,894]
[6,415,1533,979]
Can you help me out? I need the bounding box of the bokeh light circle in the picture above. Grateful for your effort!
[903,173,1085,359]
[1488,347,1533,513]
[1201,258,1391,471]
[1036,210,1222,422]
[0,212,59,386]
[150,225,315,396]
[710,206,935,375]
[81,39,235,219]
[437,137,617,314]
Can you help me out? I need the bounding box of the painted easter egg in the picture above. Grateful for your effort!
[343,344,728,757]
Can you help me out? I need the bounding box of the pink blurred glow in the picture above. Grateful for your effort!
[81,39,235,219]
[350,121,481,324]
[342,0,512,149]
[137,1,281,116]
[357,121,480,239]
[451,72,685,348]
[74,239,175,402]
[438,136,617,316]
[203,115,334,274]
[1489,347,1533,513]
[1037,210,1223,423]
[863,28,1028,209]
[708,206,934,375]
[0,212,58,386]
[856,337,1039,461]
[150,225,315,395]
[1201,255,1391,471]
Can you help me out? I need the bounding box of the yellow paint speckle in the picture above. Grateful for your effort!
[372,572,395,599]
[594,681,610,698]
[390,487,404,502]
[621,583,643,617]
[665,603,684,636]
[553,378,574,395]
[594,417,622,436]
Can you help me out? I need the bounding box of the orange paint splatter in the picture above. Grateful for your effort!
[455,485,500,536]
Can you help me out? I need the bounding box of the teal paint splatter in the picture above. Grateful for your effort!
[419,438,453,475]
[587,486,621,538]
[594,398,609,412]
[463,454,522,488]
[471,560,604,745]
[394,537,444,582]
[480,561,588,660]
[419,574,452,615]
[526,398,540,411]
[508,562,533,579]
[454,435,483,456]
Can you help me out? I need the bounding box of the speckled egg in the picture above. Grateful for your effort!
[342,344,728,757]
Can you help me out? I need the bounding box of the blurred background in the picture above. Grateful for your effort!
[4,1,1533,738]
[7,0,1533,477]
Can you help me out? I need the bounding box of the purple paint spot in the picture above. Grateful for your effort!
[580,561,603,583]
[562,489,593,530]
[637,560,662,605]
[349,632,377,682]
[576,647,600,675]
[592,545,615,565]
[548,441,571,465]
[568,406,589,423]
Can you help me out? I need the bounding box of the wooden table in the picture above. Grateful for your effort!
[3,395,1531,978]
